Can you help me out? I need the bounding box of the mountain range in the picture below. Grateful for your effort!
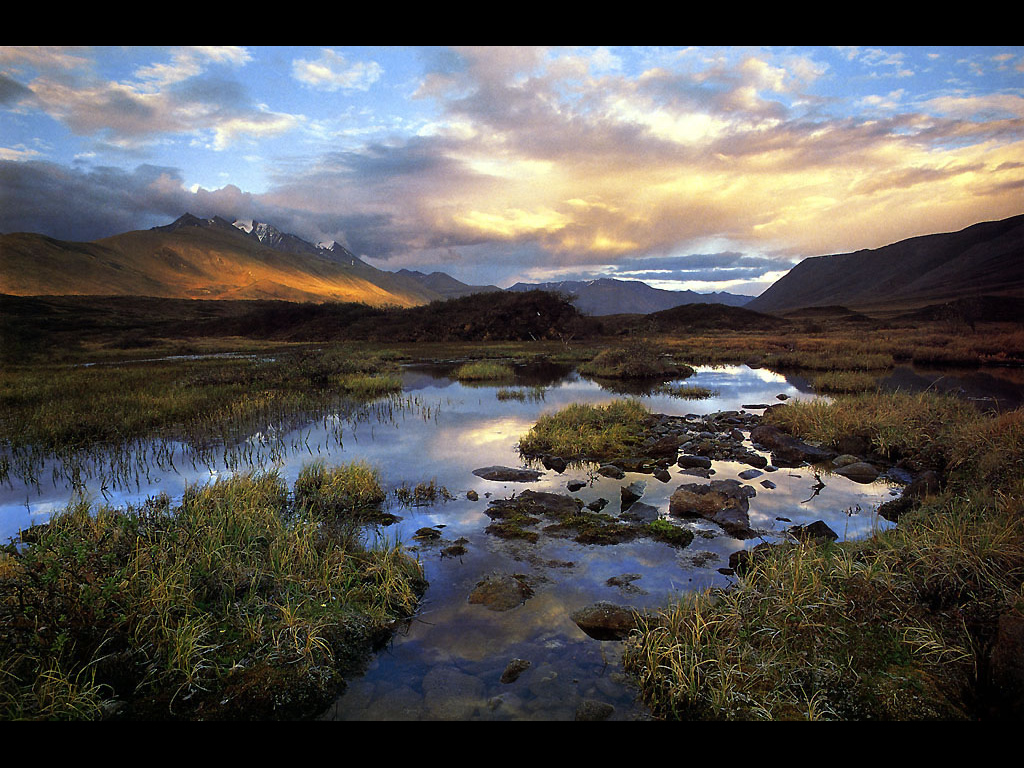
[0,214,735,311]
[2,212,1022,316]
[747,213,1024,315]
[508,279,750,315]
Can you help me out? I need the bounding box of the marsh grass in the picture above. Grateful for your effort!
[578,341,694,380]
[763,390,980,469]
[0,466,425,720]
[624,538,974,720]
[652,383,719,400]
[809,371,880,394]
[518,399,650,461]
[625,390,1024,720]
[496,385,547,403]
[452,360,516,383]
[0,345,407,493]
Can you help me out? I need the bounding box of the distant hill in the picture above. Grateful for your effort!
[394,269,502,299]
[508,277,751,315]
[0,214,475,307]
[747,214,1024,315]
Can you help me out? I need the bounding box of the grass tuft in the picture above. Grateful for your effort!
[518,399,650,461]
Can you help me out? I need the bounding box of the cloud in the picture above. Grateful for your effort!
[292,49,383,92]
[6,46,299,151]
[3,46,1022,295]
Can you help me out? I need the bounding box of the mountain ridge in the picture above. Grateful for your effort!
[747,213,1024,314]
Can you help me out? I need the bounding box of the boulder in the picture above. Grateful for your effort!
[789,520,839,542]
[619,501,659,524]
[749,424,836,467]
[833,461,880,483]
[620,480,646,510]
[669,478,757,538]
[597,464,626,479]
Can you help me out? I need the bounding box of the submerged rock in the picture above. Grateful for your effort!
[571,601,645,640]
[468,573,534,611]
[473,466,544,482]
[500,658,532,684]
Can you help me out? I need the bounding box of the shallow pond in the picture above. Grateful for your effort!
[1,363,908,720]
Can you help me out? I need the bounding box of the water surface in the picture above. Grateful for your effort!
[1,363,904,720]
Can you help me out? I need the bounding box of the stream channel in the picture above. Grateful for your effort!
[1,361,981,720]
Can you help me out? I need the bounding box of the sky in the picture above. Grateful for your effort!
[2,45,1023,295]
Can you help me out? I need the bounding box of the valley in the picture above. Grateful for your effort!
[1,213,1023,721]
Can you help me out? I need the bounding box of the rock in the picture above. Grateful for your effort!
[620,480,646,510]
[669,479,757,538]
[567,480,587,492]
[737,451,769,469]
[468,574,534,611]
[423,666,486,720]
[678,455,713,469]
[619,501,659,524]
[645,435,684,458]
[467,490,479,501]
[789,520,839,542]
[575,699,615,721]
[487,490,582,520]
[749,424,836,467]
[571,601,644,640]
[500,658,532,684]
[587,498,609,512]
[542,456,567,473]
[597,464,625,479]
[653,467,672,483]
[833,461,880,483]
[473,466,544,482]
[728,541,784,576]
[760,479,777,489]
[738,468,763,480]
[832,454,861,468]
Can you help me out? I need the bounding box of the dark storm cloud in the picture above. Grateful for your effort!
[0,73,34,106]
[0,160,255,241]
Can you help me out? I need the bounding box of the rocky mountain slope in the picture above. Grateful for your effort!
[0,214,442,307]
[747,214,1024,314]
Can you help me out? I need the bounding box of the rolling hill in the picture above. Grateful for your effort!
[747,213,1024,315]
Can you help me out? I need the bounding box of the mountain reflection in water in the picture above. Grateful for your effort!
[0,364,916,720]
